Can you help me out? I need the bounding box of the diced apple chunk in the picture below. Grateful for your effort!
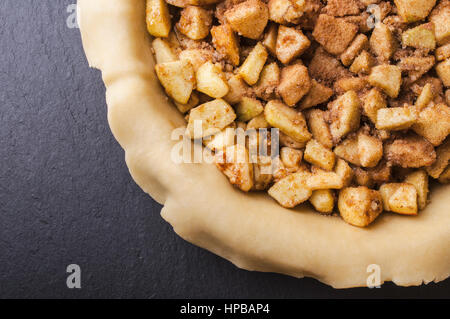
[394,0,436,23]
[239,43,268,85]
[254,62,280,101]
[223,74,250,105]
[436,58,450,87]
[368,64,402,98]
[376,106,417,131]
[146,0,172,37]
[414,83,434,110]
[305,109,333,149]
[329,90,361,143]
[362,88,387,124]
[307,168,343,190]
[280,147,303,168]
[247,114,269,129]
[196,61,229,98]
[405,170,429,210]
[152,38,178,63]
[278,63,311,106]
[155,60,195,104]
[350,50,374,74]
[309,189,335,214]
[338,187,383,227]
[430,1,450,44]
[276,26,310,64]
[225,0,269,39]
[211,24,240,66]
[357,132,383,168]
[304,139,336,171]
[370,23,397,62]
[235,97,264,121]
[299,80,333,110]
[388,183,418,215]
[215,144,254,192]
[426,140,450,178]
[262,23,278,55]
[436,43,450,62]
[340,34,369,67]
[179,49,213,71]
[402,23,436,50]
[264,100,312,143]
[312,14,358,55]
[334,135,361,166]
[412,103,450,146]
[268,170,312,208]
[177,6,212,40]
[335,158,354,187]
[187,99,236,138]
[175,91,200,113]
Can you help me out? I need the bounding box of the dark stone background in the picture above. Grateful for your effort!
[0,0,448,299]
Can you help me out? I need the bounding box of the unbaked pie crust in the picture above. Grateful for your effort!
[78,0,450,288]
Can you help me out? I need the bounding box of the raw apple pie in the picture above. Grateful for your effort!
[146,0,450,227]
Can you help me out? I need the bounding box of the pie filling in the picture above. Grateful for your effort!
[146,0,450,227]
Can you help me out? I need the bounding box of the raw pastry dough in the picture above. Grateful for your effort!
[78,0,450,288]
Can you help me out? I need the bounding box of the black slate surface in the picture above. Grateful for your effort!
[0,0,448,299]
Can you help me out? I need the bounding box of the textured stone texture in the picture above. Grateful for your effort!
[0,0,448,298]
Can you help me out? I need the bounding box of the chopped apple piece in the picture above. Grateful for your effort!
[247,114,269,129]
[368,64,402,98]
[340,34,369,67]
[426,140,450,178]
[276,26,310,64]
[215,144,254,192]
[254,62,280,101]
[376,106,417,131]
[299,80,333,110]
[338,187,383,227]
[262,23,278,55]
[236,97,264,121]
[350,50,374,74]
[152,38,178,63]
[278,63,311,106]
[405,170,429,210]
[329,90,361,143]
[268,170,312,208]
[304,139,336,171]
[225,0,269,39]
[305,109,333,149]
[146,0,171,37]
[155,60,195,104]
[312,14,358,55]
[362,88,387,124]
[211,24,240,66]
[223,74,250,105]
[309,189,335,214]
[239,43,268,85]
[334,135,361,166]
[357,132,383,168]
[388,183,418,215]
[196,61,229,98]
[414,83,434,110]
[280,147,303,168]
[179,49,213,71]
[177,6,212,40]
[430,1,450,44]
[264,100,312,143]
[370,23,397,62]
[335,158,354,187]
[402,23,436,50]
[412,103,450,146]
[187,99,236,138]
[436,58,450,87]
[307,168,343,190]
[394,0,436,23]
